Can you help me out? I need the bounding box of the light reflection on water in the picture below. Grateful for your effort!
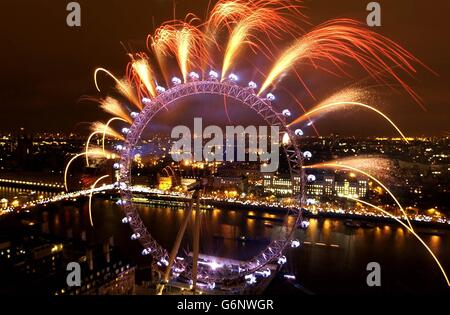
[3,188,450,294]
[0,186,56,201]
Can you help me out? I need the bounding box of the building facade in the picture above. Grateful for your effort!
[263,174,368,198]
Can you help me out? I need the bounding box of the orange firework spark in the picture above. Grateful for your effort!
[85,117,127,166]
[64,149,111,192]
[207,0,252,32]
[306,156,395,182]
[101,117,129,153]
[344,196,449,287]
[208,0,303,80]
[115,78,142,110]
[208,0,303,31]
[259,19,429,109]
[91,122,125,141]
[88,175,110,227]
[129,54,157,98]
[304,158,413,230]
[84,131,102,166]
[99,96,133,124]
[94,68,142,110]
[221,7,291,79]
[281,86,320,136]
[288,87,409,142]
[150,20,209,82]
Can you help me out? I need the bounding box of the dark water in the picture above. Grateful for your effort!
[288,219,450,294]
[3,187,450,294]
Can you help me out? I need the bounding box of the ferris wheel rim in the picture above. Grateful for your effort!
[117,79,306,284]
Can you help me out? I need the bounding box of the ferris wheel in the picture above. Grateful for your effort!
[115,77,307,293]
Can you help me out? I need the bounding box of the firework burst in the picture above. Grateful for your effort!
[219,3,302,79]
[304,157,412,229]
[129,55,158,98]
[150,20,209,82]
[288,87,409,142]
[88,2,429,132]
[258,19,428,108]
[90,121,125,141]
[99,97,133,124]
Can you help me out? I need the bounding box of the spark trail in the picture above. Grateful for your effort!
[130,57,157,98]
[64,149,111,192]
[100,97,133,124]
[84,118,127,166]
[304,160,413,229]
[221,6,294,80]
[343,196,450,287]
[88,175,110,227]
[259,19,428,109]
[151,22,208,82]
[289,99,409,143]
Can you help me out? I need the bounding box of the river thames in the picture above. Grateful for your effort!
[1,186,449,294]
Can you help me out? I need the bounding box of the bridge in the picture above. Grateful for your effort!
[1,183,448,227]
[0,177,64,190]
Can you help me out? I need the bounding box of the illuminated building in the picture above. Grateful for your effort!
[0,233,135,295]
[0,237,63,277]
[0,198,7,210]
[180,177,198,190]
[324,175,334,195]
[263,174,301,195]
[263,174,368,198]
[335,180,358,197]
[158,176,173,191]
[212,176,248,192]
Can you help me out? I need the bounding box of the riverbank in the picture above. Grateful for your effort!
[118,192,450,231]
[2,184,449,231]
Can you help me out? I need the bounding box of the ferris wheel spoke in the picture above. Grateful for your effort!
[117,80,306,290]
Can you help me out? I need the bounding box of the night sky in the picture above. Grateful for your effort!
[0,0,449,136]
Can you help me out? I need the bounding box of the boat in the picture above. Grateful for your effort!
[247,214,283,222]
[360,221,375,229]
[344,219,361,228]
[239,235,248,242]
